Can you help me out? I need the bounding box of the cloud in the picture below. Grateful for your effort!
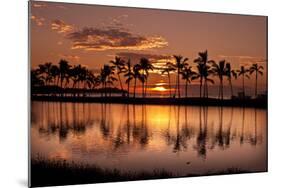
[116,52,173,74]
[58,54,80,61]
[66,27,168,51]
[51,19,74,33]
[32,3,47,8]
[218,55,267,67]
[101,14,132,29]
[31,15,45,26]
[116,52,172,63]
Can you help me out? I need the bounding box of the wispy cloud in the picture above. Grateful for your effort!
[51,19,74,33]
[31,15,45,26]
[32,3,47,8]
[100,14,132,29]
[58,54,80,61]
[116,52,173,74]
[218,54,267,66]
[66,27,168,51]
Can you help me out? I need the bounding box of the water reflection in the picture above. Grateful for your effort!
[31,102,267,174]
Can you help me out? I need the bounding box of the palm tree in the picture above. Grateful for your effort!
[133,64,141,98]
[237,66,250,98]
[249,63,264,97]
[173,55,188,98]
[58,59,71,95]
[110,56,125,95]
[100,65,116,97]
[139,58,153,98]
[50,64,60,86]
[181,65,196,98]
[69,64,81,96]
[161,62,175,98]
[225,62,237,98]
[31,69,44,87]
[211,60,227,100]
[36,62,53,86]
[194,50,214,99]
[124,59,134,97]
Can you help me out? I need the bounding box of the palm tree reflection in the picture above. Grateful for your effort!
[32,102,263,159]
[195,106,208,159]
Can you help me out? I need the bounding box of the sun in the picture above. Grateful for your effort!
[151,86,168,92]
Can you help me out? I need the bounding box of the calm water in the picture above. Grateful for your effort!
[31,101,267,175]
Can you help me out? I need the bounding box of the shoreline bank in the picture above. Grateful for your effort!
[31,95,267,108]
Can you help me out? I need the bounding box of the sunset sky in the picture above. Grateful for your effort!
[30,1,267,96]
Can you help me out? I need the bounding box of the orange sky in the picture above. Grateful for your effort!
[30,1,267,96]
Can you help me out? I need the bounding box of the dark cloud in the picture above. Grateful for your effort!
[66,27,168,51]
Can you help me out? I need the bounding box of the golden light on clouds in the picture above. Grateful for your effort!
[51,19,74,33]
[67,27,168,51]
[31,15,45,26]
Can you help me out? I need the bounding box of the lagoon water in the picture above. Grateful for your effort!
[31,101,267,175]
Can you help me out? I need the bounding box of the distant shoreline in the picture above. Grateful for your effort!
[31,95,267,108]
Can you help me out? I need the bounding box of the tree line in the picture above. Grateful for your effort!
[31,50,264,99]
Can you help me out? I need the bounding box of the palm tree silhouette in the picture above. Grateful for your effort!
[173,55,188,98]
[194,50,214,99]
[110,56,126,95]
[58,59,71,95]
[211,60,227,100]
[225,62,237,98]
[132,64,141,98]
[100,65,116,97]
[139,58,153,98]
[249,63,264,97]
[237,65,250,98]
[161,62,175,98]
[37,62,53,86]
[181,65,196,98]
[31,69,44,87]
[50,64,60,86]
[124,59,134,98]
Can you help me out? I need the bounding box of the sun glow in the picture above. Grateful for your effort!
[151,86,168,92]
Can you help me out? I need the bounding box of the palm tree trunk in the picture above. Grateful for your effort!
[177,68,180,98]
[218,79,221,100]
[145,77,148,97]
[203,79,206,99]
[118,73,123,95]
[221,78,224,100]
[199,78,202,99]
[127,80,130,98]
[168,73,172,98]
[185,80,188,98]
[60,74,63,97]
[134,78,137,98]
[255,71,258,97]
[142,81,145,98]
[242,74,245,99]
[229,79,233,98]
[105,82,107,97]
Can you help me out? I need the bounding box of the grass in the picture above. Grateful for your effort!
[30,157,252,187]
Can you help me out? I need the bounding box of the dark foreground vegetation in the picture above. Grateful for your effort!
[31,158,252,187]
